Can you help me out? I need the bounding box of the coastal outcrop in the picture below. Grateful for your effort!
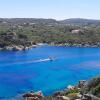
[22,76,100,100]
[0,32,37,51]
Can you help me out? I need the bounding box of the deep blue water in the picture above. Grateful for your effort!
[0,45,100,99]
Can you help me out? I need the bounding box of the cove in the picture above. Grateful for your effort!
[0,45,100,99]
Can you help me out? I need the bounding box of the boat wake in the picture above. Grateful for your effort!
[0,57,56,67]
[34,58,53,62]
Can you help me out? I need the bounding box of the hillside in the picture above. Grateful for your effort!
[1,18,100,50]
[1,18,100,26]
[60,18,100,25]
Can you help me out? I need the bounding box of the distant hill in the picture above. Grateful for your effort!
[1,18,100,50]
[0,18,59,25]
[60,18,100,25]
[1,18,100,26]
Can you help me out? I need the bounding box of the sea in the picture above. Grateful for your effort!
[0,45,100,99]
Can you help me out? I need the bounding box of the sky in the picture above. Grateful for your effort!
[0,0,100,20]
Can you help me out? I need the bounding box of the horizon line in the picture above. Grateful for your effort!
[0,17,100,21]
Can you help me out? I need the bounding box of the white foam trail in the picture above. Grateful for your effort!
[0,58,54,67]
[34,58,52,62]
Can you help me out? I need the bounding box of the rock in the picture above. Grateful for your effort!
[53,91,64,97]
[82,94,100,100]
[62,96,70,100]
[0,48,3,50]
[23,91,43,100]
[67,93,82,100]
[67,85,75,90]
[81,76,100,97]
[78,80,86,88]
[12,46,23,51]
[57,96,70,100]
[24,47,29,50]
[32,45,38,48]
[0,44,38,51]
[71,29,84,34]
[3,46,13,50]
[76,93,82,98]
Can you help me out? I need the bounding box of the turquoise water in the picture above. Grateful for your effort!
[0,45,100,99]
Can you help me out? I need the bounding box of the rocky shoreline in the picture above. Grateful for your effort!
[2,43,100,51]
[50,43,100,48]
[0,44,37,51]
[1,42,100,51]
[0,43,46,51]
[0,32,39,51]
[0,43,99,51]
[22,76,100,100]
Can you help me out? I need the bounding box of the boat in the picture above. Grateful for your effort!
[49,56,56,61]
[34,57,56,62]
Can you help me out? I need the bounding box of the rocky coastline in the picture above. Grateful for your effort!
[0,44,37,51]
[22,76,100,100]
[1,42,100,51]
[0,32,38,51]
[50,42,100,48]
[0,31,100,51]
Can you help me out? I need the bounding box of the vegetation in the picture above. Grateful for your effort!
[44,76,100,100]
[1,18,100,49]
[81,76,100,97]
